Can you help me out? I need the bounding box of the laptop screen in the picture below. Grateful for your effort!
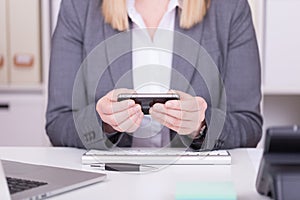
[0,160,11,200]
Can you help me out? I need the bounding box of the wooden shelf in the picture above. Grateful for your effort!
[263,86,300,96]
[0,84,44,94]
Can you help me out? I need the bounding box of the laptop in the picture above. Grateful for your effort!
[82,148,231,165]
[0,159,106,200]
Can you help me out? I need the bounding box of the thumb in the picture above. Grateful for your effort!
[170,90,193,100]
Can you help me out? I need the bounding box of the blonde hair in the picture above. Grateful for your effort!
[102,0,211,31]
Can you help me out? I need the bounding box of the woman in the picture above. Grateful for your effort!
[46,0,262,150]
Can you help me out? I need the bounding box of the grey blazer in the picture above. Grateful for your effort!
[46,0,263,150]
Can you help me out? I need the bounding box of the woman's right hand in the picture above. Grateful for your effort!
[96,89,144,133]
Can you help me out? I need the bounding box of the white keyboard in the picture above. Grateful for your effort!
[82,148,231,165]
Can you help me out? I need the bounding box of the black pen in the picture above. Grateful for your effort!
[90,163,156,172]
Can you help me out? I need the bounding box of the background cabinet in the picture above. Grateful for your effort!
[8,0,41,84]
[0,0,8,84]
[0,0,51,146]
[0,94,50,146]
[0,0,42,86]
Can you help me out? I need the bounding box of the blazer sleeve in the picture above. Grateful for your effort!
[46,0,120,149]
[204,0,263,149]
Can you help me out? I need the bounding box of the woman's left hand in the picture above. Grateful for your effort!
[149,90,207,137]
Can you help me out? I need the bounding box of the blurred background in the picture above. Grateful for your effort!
[0,0,299,146]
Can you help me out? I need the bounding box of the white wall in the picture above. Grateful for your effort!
[261,0,300,131]
[249,0,300,147]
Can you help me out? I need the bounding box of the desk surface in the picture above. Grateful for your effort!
[0,147,270,200]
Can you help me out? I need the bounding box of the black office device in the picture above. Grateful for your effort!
[117,93,180,114]
[256,125,300,200]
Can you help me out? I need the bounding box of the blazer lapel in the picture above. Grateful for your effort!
[171,8,204,93]
[103,21,133,89]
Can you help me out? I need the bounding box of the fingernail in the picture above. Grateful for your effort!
[128,100,135,106]
[153,104,161,110]
[166,101,173,107]
[135,105,141,112]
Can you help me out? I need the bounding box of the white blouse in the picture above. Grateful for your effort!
[127,0,179,147]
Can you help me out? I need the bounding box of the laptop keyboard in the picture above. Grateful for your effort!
[6,177,48,194]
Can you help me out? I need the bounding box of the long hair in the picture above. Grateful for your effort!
[102,0,211,31]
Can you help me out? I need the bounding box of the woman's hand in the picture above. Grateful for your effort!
[96,89,144,133]
[149,90,207,137]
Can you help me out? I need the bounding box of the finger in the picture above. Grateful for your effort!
[165,99,198,112]
[168,90,207,110]
[100,103,139,127]
[126,112,144,133]
[152,103,188,122]
[150,112,196,135]
[153,103,204,123]
[152,103,205,124]
[170,90,193,100]
[113,110,143,133]
[97,88,135,114]
[108,104,141,126]
[150,108,202,133]
[100,99,135,115]
[150,109,183,129]
[165,97,207,112]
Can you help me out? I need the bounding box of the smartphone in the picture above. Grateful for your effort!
[117,93,180,114]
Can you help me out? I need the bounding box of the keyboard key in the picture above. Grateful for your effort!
[6,177,48,194]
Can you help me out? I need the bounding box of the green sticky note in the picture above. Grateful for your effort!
[176,182,237,200]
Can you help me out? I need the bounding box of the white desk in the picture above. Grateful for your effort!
[0,147,270,200]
